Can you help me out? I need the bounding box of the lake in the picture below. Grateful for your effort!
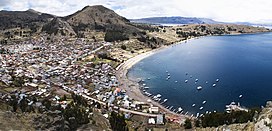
[128,32,272,115]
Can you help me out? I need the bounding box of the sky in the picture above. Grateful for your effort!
[0,0,272,23]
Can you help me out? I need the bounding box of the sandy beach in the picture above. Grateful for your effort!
[115,39,197,121]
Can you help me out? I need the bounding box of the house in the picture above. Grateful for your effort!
[148,118,156,124]
[149,106,159,114]
[156,115,164,125]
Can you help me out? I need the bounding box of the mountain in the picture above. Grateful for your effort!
[64,5,140,33]
[131,16,221,25]
[0,9,54,30]
[0,5,149,40]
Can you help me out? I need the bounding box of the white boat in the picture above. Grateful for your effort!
[199,107,204,110]
[178,107,183,112]
[212,83,216,87]
[195,79,199,82]
[144,87,149,89]
[196,113,199,118]
[156,94,162,98]
[143,83,146,86]
[175,81,178,83]
[185,79,188,83]
[168,73,170,76]
[216,79,219,82]
[192,104,196,107]
[197,86,202,90]
[239,95,243,98]
[163,99,168,102]
[147,78,151,80]
[202,101,207,104]
[206,81,208,84]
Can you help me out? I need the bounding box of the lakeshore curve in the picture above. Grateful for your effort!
[115,40,195,122]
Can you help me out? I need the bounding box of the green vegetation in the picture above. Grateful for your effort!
[62,93,90,130]
[105,31,129,42]
[121,45,127,50]
[184,118,192,129]
[200,108,261,128]
[109,111,129,131]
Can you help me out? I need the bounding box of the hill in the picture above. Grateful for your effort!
[0,9,54,30]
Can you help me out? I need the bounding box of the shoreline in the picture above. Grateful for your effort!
[115,31,272,121]
[115,38,198,121]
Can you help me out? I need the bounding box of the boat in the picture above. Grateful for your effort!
[202,101,207,104]
[195,79,199,82]
[196,113,200,118]
[239,94,243,98]
[144,87,149,89]
[178,107,183,112]
[190,75,193,78]
[143,83,146,86]
[163,99,168,102]
[192,104,196,107]
[197,86,202,90]
[206,111,209,114]
[206,81,208,84]
[199,107,204,110]
[168,73,170,76]
[212,83,216,87]
[156,94,162,98]
[147,78,151,80]
[175,81,178,83]
[185,79,188,83]
[216,79,219,82]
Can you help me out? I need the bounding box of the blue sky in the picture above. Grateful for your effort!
[0,0,272,23]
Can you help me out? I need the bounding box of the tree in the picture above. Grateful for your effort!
[109,112,129,131]
[121,45,127,50]
[184,118,192,129]
[42,98,51,110]
[104,31,129,42]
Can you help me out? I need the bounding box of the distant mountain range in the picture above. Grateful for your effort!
[130,16,222,25]
[130,17,272,29]
[0,5,144,37]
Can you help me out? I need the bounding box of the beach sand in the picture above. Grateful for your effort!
[115,39,198,122]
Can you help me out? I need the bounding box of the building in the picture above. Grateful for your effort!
[149,106,159,114]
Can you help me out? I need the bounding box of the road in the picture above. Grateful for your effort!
[81,94,159,117]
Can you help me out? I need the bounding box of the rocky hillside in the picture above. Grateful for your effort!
[41,18,76,36]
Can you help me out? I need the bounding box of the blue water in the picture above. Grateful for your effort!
[128,32,272,115]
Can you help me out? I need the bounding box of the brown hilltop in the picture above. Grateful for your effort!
[64,5,140,33]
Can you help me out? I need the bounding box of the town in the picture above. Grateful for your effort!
[0,36,172,130]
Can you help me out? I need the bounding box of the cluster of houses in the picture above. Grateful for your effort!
[0,36,164,125]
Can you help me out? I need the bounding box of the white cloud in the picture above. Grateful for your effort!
[0,0,272,23]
